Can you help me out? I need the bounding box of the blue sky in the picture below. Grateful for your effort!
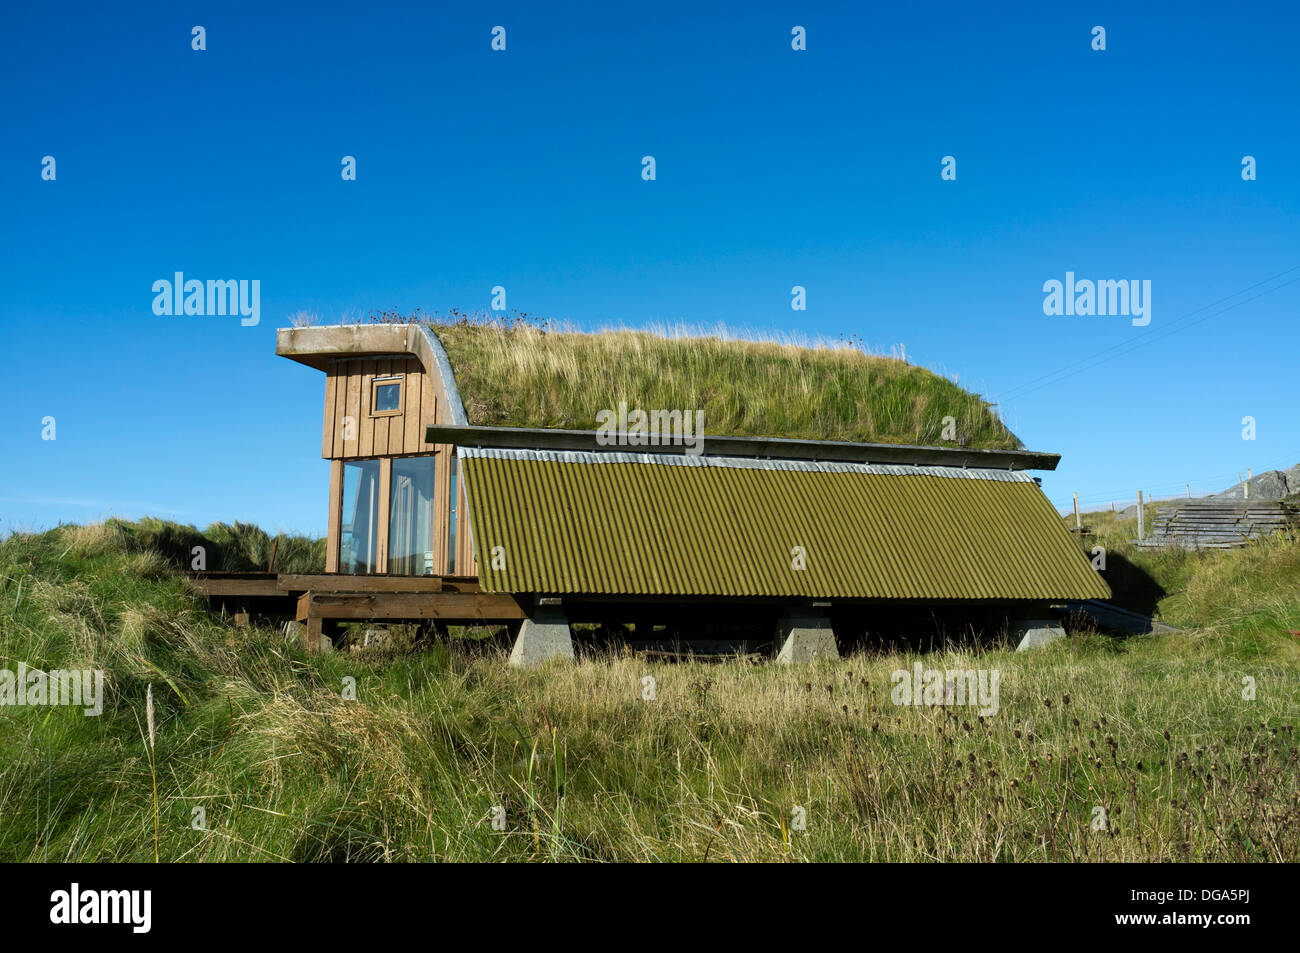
[2,1,1297,536]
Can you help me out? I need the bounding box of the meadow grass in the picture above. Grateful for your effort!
[0,520,1295,862]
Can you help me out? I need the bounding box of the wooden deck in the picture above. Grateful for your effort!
[188,572,524,650]
[188,571,282,598]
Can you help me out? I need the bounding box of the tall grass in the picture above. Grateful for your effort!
[59,517,326,574]
[1,519,1295,861]
[363,308,1020,449]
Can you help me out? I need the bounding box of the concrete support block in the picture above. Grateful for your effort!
[363,628,390,649]
[509,610,574,667]
[775,611,839,663]
[1013,619,1066,651]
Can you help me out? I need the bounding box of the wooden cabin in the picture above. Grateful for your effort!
[275,322,1109,662]
[278,324,476,579]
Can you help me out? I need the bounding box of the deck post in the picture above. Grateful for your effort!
[303,615,324,653]
[775,610,839,663]
[508,607,574,667]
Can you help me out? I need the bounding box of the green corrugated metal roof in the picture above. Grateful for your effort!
[460,449,1110,601]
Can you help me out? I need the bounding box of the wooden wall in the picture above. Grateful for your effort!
[321,357,438,459]
[320,355,477,578]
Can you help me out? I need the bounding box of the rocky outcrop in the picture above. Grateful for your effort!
[1213,464,1300,501]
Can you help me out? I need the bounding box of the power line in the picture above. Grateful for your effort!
[1053,453,1299,510]
[1017,276,1300,401]
[1000,265,1300,403]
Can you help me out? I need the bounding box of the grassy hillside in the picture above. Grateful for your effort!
[424,319,1021,450]
[1,520,1296,862]
[41,518,326,577]
[1064,506,1300,636]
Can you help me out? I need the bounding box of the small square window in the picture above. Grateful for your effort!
[371,378,403,416]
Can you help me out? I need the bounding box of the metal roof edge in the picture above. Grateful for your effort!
[417,326,468,426]
[459,447,1036,482]
[430,424,1060,471]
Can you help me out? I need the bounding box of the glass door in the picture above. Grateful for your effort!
[340,460,380,573]
[388,456,437,575]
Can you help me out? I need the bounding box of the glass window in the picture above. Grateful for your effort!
[389,456,437,575]
[340,460,380,574]
[371,379,402,416]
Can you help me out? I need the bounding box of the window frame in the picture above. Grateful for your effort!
[338,458,383,574]
[369,376,404,418]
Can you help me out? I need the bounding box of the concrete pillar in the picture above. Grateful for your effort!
[775,610,839,663]
[1013,619,1066,651]
[285,620,308,647]
[508,609,575,667]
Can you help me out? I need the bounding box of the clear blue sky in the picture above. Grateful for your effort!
[3,1,1297,536]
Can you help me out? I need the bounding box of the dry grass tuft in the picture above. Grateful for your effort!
[62,522,127,558]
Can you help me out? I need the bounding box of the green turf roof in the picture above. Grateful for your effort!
[428,324,1022,451]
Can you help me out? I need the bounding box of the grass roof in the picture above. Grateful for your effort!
[427,322,1021,450]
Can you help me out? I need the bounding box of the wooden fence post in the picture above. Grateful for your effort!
[1137,490,1145,540]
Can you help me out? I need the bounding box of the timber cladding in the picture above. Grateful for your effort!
[321,356,440,459]
[316,354,475,578]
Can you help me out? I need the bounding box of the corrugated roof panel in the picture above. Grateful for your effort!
[459,450,1109,601]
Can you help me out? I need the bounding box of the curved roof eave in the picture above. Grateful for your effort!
[275,323,467,425]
